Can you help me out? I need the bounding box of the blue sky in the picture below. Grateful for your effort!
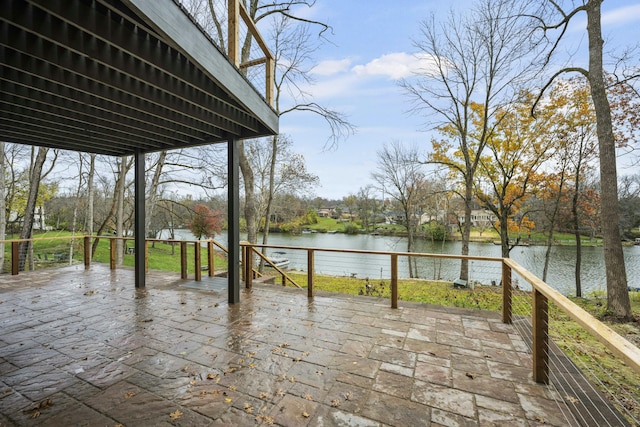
[276,1,640,200]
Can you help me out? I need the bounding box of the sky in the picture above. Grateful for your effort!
[274,0,640,200]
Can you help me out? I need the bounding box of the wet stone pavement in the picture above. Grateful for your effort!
[0,264,575,426]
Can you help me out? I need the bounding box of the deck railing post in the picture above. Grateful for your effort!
[307,249,314,298]
[195,241,202,281]
[180,241,187,279]
[246,245,253,288]
[11,241,19,275]
[533,288,550,384]
[110,238,116,270]
[84,236,91,269]
[391,254,398,309]
[207,241,215,277]
[145,240,149,272]
[502,261,512,324]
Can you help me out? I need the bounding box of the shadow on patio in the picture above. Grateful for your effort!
[1,264,580,426]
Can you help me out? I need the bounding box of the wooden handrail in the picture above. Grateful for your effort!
[249,246,301,289]
[504,258,640,376]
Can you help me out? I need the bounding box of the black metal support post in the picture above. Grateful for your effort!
[227,138,240,303]
[134,150,146,289]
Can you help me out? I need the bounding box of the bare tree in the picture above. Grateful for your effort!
[535,0,633,319]
[194,1,353,246]
[372,141,425,278]
[402,0,543,281]
[18,146,57,271]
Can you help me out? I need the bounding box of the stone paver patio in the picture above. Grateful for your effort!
[0,264,578,426]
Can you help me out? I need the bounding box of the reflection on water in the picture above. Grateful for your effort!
[159,229,640,296]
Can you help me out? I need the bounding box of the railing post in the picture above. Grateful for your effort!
[391,254,398,309]
[502,261,512,324]
[207,241,215,277]
[11,241,19,275]
[110,238,116,270]
[245,245,253,288]
[266,56,274,106]
[241,243,247,282]
[307,249,314,298]
[195,241,202,281]
[533,288,549,384]
[84,236,91,269]
[228,0,239,65]
[145,240,149,272]
[180,241,187,279]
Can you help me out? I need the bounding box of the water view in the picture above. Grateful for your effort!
[159,229,640,296]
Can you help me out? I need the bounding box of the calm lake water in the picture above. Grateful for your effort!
[160,229,640,296]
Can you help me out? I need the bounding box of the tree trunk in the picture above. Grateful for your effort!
[115,156,127,265]
[238,141,257,243]
[0,142,6,272]
[586,0,631,318]
[18,146,48,271]
[87,153,95,237]
[260,136,278,272]
[146,151,167,241]
[459,176,473,281]
[543,175,566,282]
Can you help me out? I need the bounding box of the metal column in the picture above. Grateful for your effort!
[227,138,240,303]
[134,150,146,289]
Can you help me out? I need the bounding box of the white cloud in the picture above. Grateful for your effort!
[351,52,438,80]
[312,58,353,76]
[602,4,640,26]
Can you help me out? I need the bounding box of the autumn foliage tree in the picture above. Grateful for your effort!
[474,93,554,258]
[189,204,222,240]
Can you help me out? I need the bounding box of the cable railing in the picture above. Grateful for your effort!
[2,235,639,424]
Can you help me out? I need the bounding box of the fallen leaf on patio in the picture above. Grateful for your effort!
[24,399,53,418]
[303,393,313,401]
[140,318,153,323]
[288,376,296,383]
[228,385,237,391]
[565,395,579,404]
[182,365,191,372]
[294,357,302,362]
[535,416,547,423]
[244,403,254,413]
[123,392,136,399]
[115,424,124,427]
[342,392,352,401]
[260,392,269,399]
[330,399,341,407]
[465,372,476,379]
[247,351,256,357]
[275,388,285,397]
[169,409,183,420]
[189,380,197,385]
[206,373,218,380]
[224,367,237,374]
[316,370,324,376]
[276,374,287,382]
[303,351,310,356]
[302,411,310,418]
[256,415,275,425]
[83,290,96,296]
[225,398,232,403]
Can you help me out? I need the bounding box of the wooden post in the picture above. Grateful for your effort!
[11,241,19,275]
[84,236,91,269]
[245,246,253,288]
[241,244,247,282]
[207,241,214,277]
[110,238,116,270]
[266,56,274,106]
[145,240,149,272]
[195,242,202,281]
[533,288,549,384]
[391,254,398,309]
[228,0,239,65]
[307,249,314,298]
[180,241,187,279]
[502,262,512,324]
